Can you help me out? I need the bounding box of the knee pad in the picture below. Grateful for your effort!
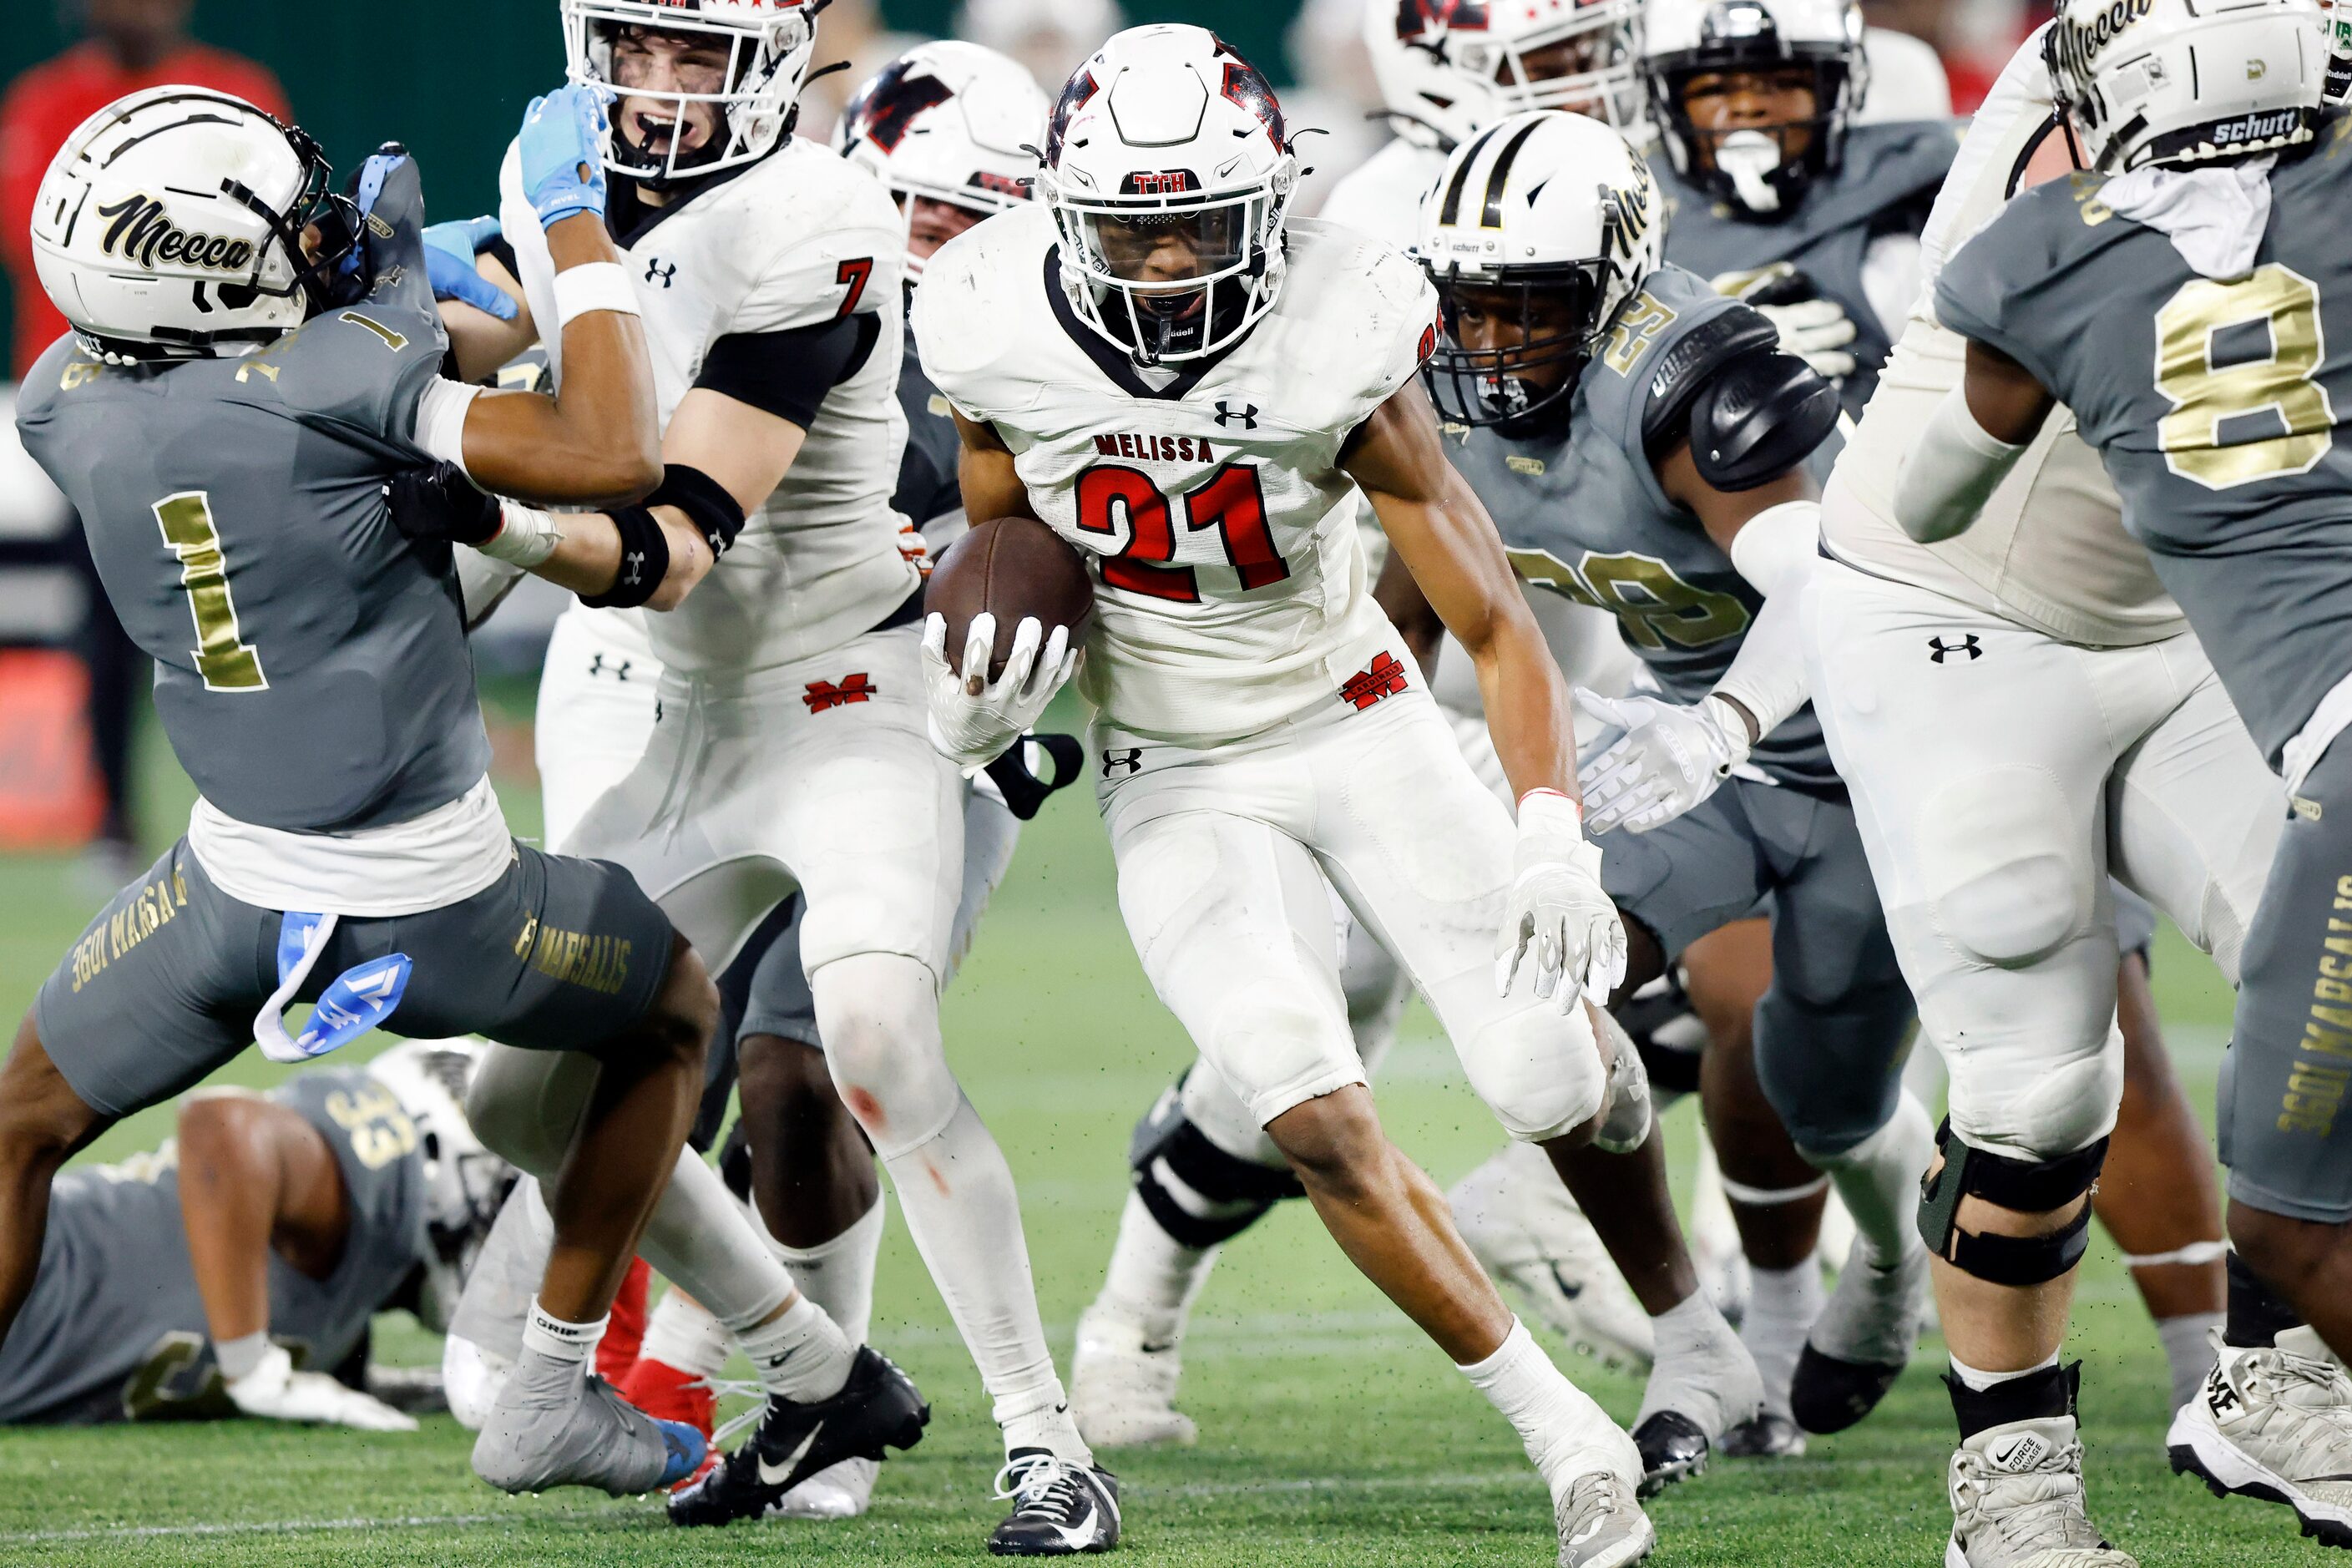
[1916,1117,2110,1286]
[463,1045,598,1178]
[1917,768,2092,969]
[810,952,956,1159]
[1945,1028,2124,1159]
[1128,1071,1304,1249]
[1462,1001,1605,1143]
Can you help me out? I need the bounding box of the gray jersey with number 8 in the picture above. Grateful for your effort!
[1936,125,2352,765]
[13,157,488,832]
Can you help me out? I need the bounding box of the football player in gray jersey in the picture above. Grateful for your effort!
[1398,110,1938,1459]
[1642,0,1962,417]
[1916,2,2352,1558]
[0,84,772,1502]
[0,1044,503,1430]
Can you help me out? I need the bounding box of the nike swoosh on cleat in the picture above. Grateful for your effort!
[756,1421,824,1486]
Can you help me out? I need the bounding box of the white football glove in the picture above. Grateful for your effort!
[1575,689,1751,836]
[923,611,1077,773]
[1495,790,1627,1012]
[1710,263,1859,381]
[226,1343,418,1432]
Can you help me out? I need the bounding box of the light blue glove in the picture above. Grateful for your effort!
[518,85,611,229]
[338,146,409,286]
[423,216,518,321]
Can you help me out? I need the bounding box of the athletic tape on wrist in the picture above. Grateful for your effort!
[552,262,640,329]
[478,501,561,567]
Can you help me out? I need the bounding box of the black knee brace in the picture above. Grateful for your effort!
[1128,1075,1304,1250]
[1916,1119,2109,1286]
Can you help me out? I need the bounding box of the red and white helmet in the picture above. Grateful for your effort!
[837,41,1049,276]
[563,0,821,185]
[1038,25,1297,365]
[1366,0,1647,152]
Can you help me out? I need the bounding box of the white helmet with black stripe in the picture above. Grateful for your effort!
[1642,0,1869,215]
[1366,0,1648,151]
[836,41,1050,279]
[2046,0,2324,174]
[562,0,822,185]
[1038,24,1297,366]
[1413,108,1661,428]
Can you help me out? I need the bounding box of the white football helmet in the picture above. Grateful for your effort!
[29,86,365,363]
[367,1039,514,1335]
[564,0,820,185]
[837,41,1049,277]
[1366,0,1647,151]
[2046,0,2324,173]
[1414,109,1662,429]
[1643,0,1869,215]
[1039,25,1297,365]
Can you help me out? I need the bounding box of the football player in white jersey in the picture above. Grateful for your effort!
[1636,22,2310,1565]
[918,27,1656,1565]
[431,1,1110,1549]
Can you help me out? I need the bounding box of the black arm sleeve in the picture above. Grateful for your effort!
[695,314,883,430]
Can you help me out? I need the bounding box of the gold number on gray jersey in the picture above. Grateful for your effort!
[152,492,267,692]
[2154,263,2334,490]
[1509,547,1750,650]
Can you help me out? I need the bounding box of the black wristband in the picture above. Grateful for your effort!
[579,505,671,608]
[649,463,747,559]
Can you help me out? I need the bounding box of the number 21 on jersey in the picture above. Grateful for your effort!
[1074,463,1287,604]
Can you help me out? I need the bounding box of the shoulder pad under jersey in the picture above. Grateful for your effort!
[1637,304,1782,456]
[1687,348,1840,492]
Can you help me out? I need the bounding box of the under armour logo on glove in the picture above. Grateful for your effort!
[1214,401,1259,429]
[644,257,676,288]
[1929,635,1982,664]
[1338,651,1411,711]
[804,673,877,713]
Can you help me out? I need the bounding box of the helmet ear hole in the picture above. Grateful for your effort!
[218,282,258,311]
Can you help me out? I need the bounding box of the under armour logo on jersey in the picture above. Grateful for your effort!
[644,258,677,289]
[1101,747,1143,778]
[804,673,877,714]
[1338,652,1411,711]
[587,653,635,682]
[1214,401,1259,430]
[1928,635,1982,664]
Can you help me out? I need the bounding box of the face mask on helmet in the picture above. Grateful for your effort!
[566,0,817,186]
[1646,1,1863,216]
[1373,1,1646,149]
[1426,268,1605,432]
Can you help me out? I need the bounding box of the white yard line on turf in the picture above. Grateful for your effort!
[0,1473,1549,1544]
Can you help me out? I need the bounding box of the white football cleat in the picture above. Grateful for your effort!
[1946,1413,2137,1567]
[1070,1297,1197,1449]
[2167,1326,2352,1550]
[1554,1470,1657,1567]
[1449,1141,1655,1373]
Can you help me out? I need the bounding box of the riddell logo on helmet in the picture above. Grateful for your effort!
[95,195,255,274]
[1124,170,1200,195]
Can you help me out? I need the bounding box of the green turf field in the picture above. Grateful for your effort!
[0,696,2326,1566]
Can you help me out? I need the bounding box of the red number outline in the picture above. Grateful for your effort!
[835,257,874,318]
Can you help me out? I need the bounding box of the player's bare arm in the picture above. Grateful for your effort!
[949,409,1042,526]
[1343,379,1576,804]
[441,250,538,385]
[1371,542,1448,679]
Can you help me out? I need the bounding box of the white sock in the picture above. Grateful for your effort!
[516,1299,604,1394]
[1948,1347,2061,1393]
[885,1096,1090,1464]
[762,1191,886,1348]
[638,1289,731,1382]
[1460,1318,1639,1500]
[632,1150,797,1333]
[214,1330,271,1384]
[1806,1091,1933,1269]
[2157,1313,2223,1411]
[1095,1190,1216,1344]
[1743,1260,1825,1417]
[737,1292,855,1404]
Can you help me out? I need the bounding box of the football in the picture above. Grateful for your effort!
[924,515,1095,680]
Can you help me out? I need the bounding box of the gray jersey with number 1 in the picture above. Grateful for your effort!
[14,156,487,832]
[1936,124,2352,766]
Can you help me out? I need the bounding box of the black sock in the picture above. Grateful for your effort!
[1945,1360,2077,1441]
[2223,1249,2303,1349]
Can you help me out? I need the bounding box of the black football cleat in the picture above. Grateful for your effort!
[987,1449,1121,1555]
[1631,1410,1708,1497]
[667,1347,928,1527]
[1790,1343,1904,1435]
[1719,1411,1808,1459]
